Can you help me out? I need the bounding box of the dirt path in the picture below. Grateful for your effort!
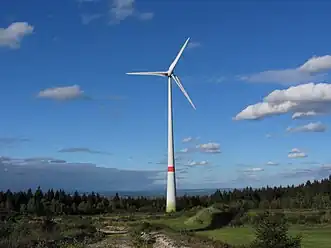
[88,231,192,248]
[90,223,194,248]
[139,231,192,248]
[152,232,191,248]
[88,234,134,248]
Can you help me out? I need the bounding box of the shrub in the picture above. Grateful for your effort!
[249,211,302,248]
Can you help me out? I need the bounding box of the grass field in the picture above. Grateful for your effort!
[149,208,331,248]
[195,225,331,248]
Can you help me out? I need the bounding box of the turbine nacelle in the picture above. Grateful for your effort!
[126,37,195,110]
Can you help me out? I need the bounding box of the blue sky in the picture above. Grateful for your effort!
[1,0,331,191]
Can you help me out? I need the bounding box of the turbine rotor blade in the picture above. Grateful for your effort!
[168,38,190,74]
[171,75,196,110]
[126,71,168,77]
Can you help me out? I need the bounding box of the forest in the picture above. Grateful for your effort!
[1,176,331,247]
[1,175,331,217]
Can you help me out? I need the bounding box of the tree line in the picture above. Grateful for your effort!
[1,175,331,217]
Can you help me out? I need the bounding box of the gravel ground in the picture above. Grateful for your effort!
[88,230,192,248]
[152,232,191,248]
[88,235,135,248]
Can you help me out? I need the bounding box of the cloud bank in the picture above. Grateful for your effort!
[0,137,30,146]
[0,156,161,192]
[58,147,112,155]
[241,55,331,85]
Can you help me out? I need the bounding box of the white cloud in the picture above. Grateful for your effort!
[187,41,201,49]
[240,69,320,85]
[265,134,272,138]
[109,0,153,24]
[138,12,154,21]
[207,76,226,84]
[0,22,34,49]
[299,55,331,74]
[182,137,193,143]
[287,122,327,133]
[240,55,331,85]
[234,83,331,121]
[186,160,209,166]
[265,82,331,102]
[234,173,260,183]
[196,142,221,153]
[243,167,264,173]
[237,167,264,183]
[292,111,319,119]
[81,13,103,24]
[288,148,307,159]
[178,148,190,153]
[37,85,85,100]
[181,136,199,144]
[234,101,296,120]
[266,161,279,166]
[110,0,134,22]
[178,138,212,154]
[291,148,301,153]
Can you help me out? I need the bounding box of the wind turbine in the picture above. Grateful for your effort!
[126,37,196,213]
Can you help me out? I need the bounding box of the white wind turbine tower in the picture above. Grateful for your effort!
[126,38,196,213]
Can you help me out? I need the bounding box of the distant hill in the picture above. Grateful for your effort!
[97,188,231,197]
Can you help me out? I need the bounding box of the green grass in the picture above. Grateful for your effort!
[184,206,221,226]
[150,208,331,248]
[196,226,255,246]
[150,215,190,230]
[196,225,331,248]
[150,206,222,231]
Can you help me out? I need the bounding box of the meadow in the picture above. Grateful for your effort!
[2,207,331,247]
[149,207,331,248]
[196,225,331,248]
[2,177,331,247]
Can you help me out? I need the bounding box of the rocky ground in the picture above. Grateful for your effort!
[87,215,224,248]
[88,234,134,248]
[89,227,193,248]
[150,232,191,248]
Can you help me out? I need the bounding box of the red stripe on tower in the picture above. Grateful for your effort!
[168,166,175,172]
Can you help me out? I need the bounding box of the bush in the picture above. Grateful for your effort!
[73,218,96,233]
[249,211,302,248]
[320,210,331,223]
[42,216,57,233]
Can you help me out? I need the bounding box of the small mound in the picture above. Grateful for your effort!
[184,206,221,226]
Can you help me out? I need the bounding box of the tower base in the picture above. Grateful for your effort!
[166,202,176,213]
